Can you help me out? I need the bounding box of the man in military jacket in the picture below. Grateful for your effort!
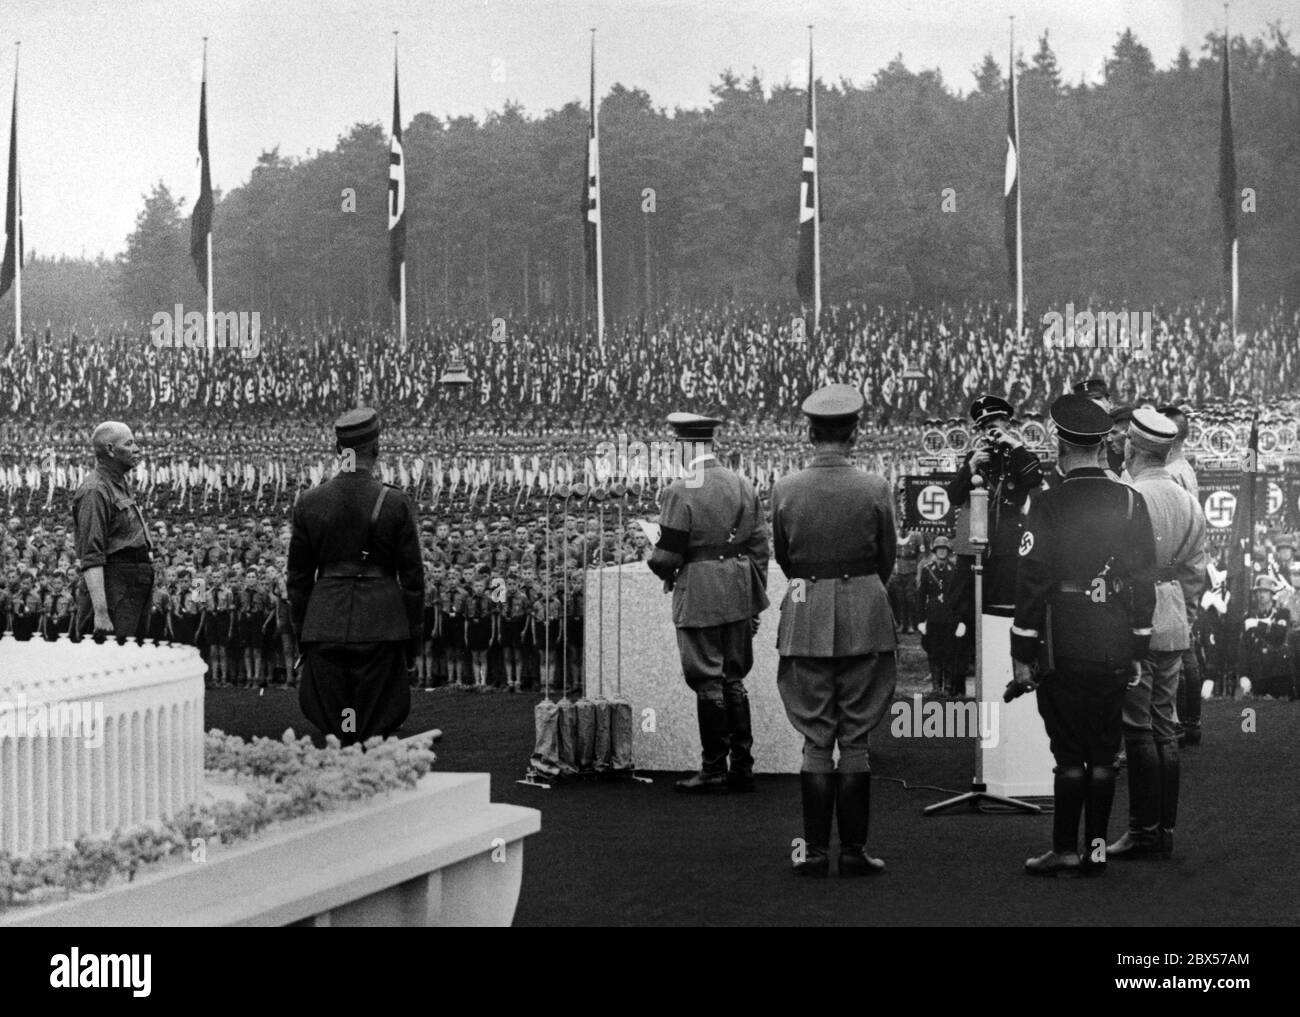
[919,535,961,696]
[889,529,924,633]
[288,408,424,746]
[648,412,770,793]
[1009,395,1157,877]
[1238,575,1294,699]
[1108,409,1207,863]
[770,385,896,878]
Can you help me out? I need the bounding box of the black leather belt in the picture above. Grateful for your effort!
[107,547,152,564]
[1058,579,1128,594]
[682,544,746,563]
[317,562,389,579]
[787,558,875,580]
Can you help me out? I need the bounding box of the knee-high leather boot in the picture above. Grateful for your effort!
[1082,764,1116,876]
[836,771,886,876]
[1109,736,1160,859]
[675,699,729,793]
[1026,765,1084,876]
[724,688,755,791]
[1157,740,1180,859]
[794,772,835,877]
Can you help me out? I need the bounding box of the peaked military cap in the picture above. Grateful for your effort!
[666,412,721,440]
[334,407,381,448]
[1051,394,1112,447]
[970,394,1014,426]
[801,384,864,425]
[1072,378,1110,400]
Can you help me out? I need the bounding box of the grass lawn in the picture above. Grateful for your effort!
[205,635,1300,926]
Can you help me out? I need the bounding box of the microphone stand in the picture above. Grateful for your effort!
[925,473,1041,815]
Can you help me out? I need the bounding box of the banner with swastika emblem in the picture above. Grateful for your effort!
[902,473,957,533]
[1198,471,1294,545]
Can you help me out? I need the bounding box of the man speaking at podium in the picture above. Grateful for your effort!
[648,412,770,794]
[1007,395,1157,877]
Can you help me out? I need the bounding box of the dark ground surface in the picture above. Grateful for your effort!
[206,643,1300,927]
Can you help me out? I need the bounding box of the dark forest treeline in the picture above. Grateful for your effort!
[8,27,1299,335]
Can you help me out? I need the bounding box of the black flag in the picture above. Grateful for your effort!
[0,73,19,302]
[190,62,213,290]
[388,54,405,303]
[1217,32,1237,289]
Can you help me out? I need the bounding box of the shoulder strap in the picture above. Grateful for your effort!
[361,485,389,562]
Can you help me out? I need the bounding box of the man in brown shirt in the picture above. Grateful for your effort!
[71,421,154,641]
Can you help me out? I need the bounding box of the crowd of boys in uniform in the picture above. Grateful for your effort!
[0,507,654,693]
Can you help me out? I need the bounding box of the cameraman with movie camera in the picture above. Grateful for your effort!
[948,395,1042,617]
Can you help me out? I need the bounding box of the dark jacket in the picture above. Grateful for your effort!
[287,470,424,645]
[1011,467,1157,668]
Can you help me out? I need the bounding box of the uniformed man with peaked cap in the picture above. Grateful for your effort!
[648,411,770,792]
[1009,394,1157,876]
[770,385,897,877]
[1108,407,1207,862]
[287,408,425,745]
[1073,378,1113,412]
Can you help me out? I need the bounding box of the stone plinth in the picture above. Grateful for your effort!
[583,563,806,773]
[0,639,205,856]
[1,772,540,927]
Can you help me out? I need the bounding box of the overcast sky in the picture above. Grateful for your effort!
[4,0,1293,259]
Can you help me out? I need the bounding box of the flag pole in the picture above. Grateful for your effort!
[1225,3,1238,339]
[810,25,820,332]
[395,31,406,348]
[10,41,20,349]
[203,38,214,365]
[1011,17,1022,341]
[591,29,604,352]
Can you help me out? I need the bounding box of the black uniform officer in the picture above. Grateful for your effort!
[919,535,961,695]
[948,395,1042,613]
[1008,395,1157,877]
[770,386,897,877]
[1072,377,1113,412]
[71,421,154,641]
[288,408,424,746]
[648,412,770,793]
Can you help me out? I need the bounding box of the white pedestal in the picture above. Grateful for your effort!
[583,563,804,774]
[977,613,1054,797]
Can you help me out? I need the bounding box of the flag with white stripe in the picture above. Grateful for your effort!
[388,52,406,304]
[1003,44,1019,287]
[795,39,818,318]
